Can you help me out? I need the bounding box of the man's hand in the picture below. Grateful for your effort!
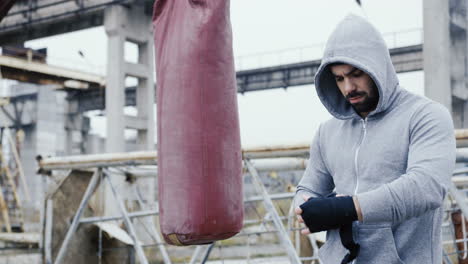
[294,195,311,235]
[295,194,360,234]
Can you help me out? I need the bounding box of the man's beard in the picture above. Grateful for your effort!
[346,87,379,114]
[351,94,379,113]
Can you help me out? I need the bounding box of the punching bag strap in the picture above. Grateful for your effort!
[340,222,360,264]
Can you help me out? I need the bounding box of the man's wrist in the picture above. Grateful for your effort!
[300,196,358,233]
[353,196,363,222]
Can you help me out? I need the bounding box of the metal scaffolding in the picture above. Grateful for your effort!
[35,140,468,264]
[37,145,315,264]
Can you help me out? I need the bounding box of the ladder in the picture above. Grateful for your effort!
[0,147,24,232]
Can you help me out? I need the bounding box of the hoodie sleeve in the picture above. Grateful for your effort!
[357,102,455,224]
[294,124,335,209]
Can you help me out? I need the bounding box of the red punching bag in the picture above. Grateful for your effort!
[0,0,17,22]
[153,0,243,246]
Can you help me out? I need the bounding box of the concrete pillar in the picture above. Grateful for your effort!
[423,0,452,110]
[103,4,155,218]
[85,134,105,154]
[17,84,69,231]
[423,0,468,128]
[104,5,126,153]
[136,40,156,151]
[449,0,468,128]
[104,4,155,152]
[462,0,468,128]
[65,98,90,155]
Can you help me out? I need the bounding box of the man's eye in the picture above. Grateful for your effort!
[352,72,363,78]
[335,76,343,82]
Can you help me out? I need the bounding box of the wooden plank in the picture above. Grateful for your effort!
[0,232,39,244]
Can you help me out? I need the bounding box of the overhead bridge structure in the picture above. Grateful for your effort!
[235,44,422,93]
[0,44,423,111]
[0,54,104,87]
[0,0,154,45]
[0,0,467,147]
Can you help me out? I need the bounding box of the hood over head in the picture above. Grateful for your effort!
[315,14,399,120]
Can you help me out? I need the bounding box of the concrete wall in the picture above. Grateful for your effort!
[11,84,71,232]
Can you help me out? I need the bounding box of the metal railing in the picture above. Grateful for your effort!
[235,28,423,71]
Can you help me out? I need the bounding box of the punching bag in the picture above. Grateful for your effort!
[0,0,17,22]
[153,0,243,246]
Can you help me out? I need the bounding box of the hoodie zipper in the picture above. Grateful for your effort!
[353,118,367,195]
[351,117,367,264]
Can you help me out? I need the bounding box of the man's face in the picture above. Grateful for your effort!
[330,64,379,117]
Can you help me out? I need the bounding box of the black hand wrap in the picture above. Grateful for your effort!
[339,222,360,263]
[299,196,357,233]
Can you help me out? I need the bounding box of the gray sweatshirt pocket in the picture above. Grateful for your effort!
[357,225,405,264]
[318,229,348,264]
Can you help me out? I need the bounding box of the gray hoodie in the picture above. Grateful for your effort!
[295,15,456,263]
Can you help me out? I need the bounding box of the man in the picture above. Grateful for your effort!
[294,14,455,263]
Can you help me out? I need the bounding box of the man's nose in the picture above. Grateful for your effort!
[344,79,356,94]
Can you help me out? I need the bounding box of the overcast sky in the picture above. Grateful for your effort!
[25,0,424,147]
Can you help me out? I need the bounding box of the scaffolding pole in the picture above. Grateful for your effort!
[54,169,101,264]
[133,185,172,264]
[44,199,53,264]
[244,159,301,264]
[38,136,468,171]
[449,183,468,220]
[189,245,208,264]
[79,210,158,224]
[104,171,149,264]
[39,152,308,173]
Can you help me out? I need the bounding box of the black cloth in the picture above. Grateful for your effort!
[299,196,357,233]
[299,196,360,262]
[340,222,360,263]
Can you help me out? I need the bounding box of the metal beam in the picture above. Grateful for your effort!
[133,185,172,264]
[37,151,158,171]
[236,44,423,93]
[449,183,468,221]
[79,209,158,224]
[44,199,53,264]
[0,55,105,87]
[104,172,149,264]
[0,0,154,45]
[37,148,310,171]
[39,134,468,171]
[2,43,422,112]
[75,45,422,110]
[0,93,36,128]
